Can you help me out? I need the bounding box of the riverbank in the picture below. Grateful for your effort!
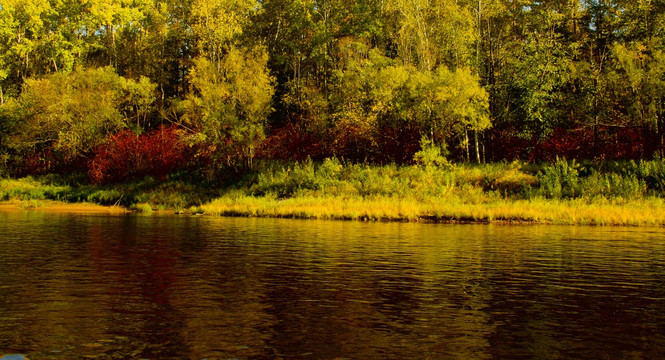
[197,195,665,226]
[2,158,665,225]
[2,194,664,226]
[0,199,128,214]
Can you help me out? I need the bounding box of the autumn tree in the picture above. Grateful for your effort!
[183,0,274,169]
[5,67,155,159]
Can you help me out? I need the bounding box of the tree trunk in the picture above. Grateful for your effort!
[0,85,3,105]
[481,131,486,163]
[465,129,470,162]
[476,0,482,76]
[475,130,481,164]
[659,113,664,159]
[110,23,116,67]
[593,121,599,158]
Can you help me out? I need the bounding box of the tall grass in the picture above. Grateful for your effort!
[249,157,537,201]
[534,157,665,200]
[200,194,665,226]
[0,174,221,210]
[2,158,665,225]
[0,177,71,201]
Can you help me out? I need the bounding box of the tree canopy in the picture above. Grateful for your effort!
[1,0,664,177]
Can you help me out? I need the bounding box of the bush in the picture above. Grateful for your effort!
[132,203,153,214]
[538,157,581,198]
[626,159,665,195]
[6,67,156,159]
[251,158,319,197]
[88,125,191,184]
[580,171,646,199]
[348,164,398,197]
[413,137,450,168]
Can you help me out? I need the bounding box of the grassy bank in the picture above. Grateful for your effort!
[2,158,665,225]
[0,199,127,214]
[0,174,222,213]
[200,195,665,226]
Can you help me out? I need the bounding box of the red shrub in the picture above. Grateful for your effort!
[489,125,647,162]
[12,147,87,177]
[259,122,325,161]
[88,125,191,184]
[538,126,646,161]
[375,124,422,164]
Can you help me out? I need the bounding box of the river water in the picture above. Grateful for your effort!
[0,209,664,359]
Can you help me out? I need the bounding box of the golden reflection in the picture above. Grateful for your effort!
[0,211,664,359]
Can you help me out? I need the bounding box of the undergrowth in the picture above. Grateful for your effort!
[2,157,665,224]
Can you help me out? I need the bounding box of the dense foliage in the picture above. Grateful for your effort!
[1,0,664,180]
[5,159,665,225]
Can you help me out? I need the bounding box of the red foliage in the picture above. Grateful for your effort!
[489,125,647,162]
[88,125,191,184]
[259,122,325,161]
[487,127,533,161]
[261,122,422,164]
[538,126,646,161]
[374,124,422,164]
[13,148,87,177]
[326,122,378,162]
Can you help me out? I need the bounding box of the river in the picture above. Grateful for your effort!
[0,209,664,359]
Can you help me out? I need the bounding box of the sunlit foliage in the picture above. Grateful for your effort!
[1,0,664,180]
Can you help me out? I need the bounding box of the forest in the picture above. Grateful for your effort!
[0,0,664,182]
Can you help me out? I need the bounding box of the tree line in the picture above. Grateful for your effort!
[0,0,664,179]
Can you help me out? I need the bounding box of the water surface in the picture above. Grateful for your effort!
[0,209,664,359]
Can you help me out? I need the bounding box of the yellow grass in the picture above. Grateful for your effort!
[0,200,128,214]
[200,195,665,226]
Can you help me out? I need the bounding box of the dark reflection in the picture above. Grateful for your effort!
[0,211,665,359]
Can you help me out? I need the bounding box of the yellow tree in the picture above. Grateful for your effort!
[614,41,665,156]
[5,67,155,157]
[181,0,274,169]
[0,0,51,83]
[191,0,255,67]
[384,0,476,70]
[88,0,152,67]
[183,48,274,169]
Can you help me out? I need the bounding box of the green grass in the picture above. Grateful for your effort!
[0,174,221,211]
[2,158,665,225]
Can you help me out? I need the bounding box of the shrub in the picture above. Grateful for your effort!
[251,158,318,198]
[5,67,156,159]
[88,125,191,184]
[538,157,581,198]
[132,203,153,214]
[580,171,646,199]
[626,159,665,195]
[413,137,450,168]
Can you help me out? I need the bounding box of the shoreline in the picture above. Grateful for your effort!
[3,159,665,227]
[0,200,129,214]
[196,195,665,226]
[3,197,663,227]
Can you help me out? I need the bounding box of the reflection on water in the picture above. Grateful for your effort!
[0,210,664,359]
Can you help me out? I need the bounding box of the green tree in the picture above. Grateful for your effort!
[182,47,274,168]
[5,67,155,158]
[384,0,476,70]
[0,0,52,93]
[614,40,665,156]
[191,0,255,66]
[330,39,489,161]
